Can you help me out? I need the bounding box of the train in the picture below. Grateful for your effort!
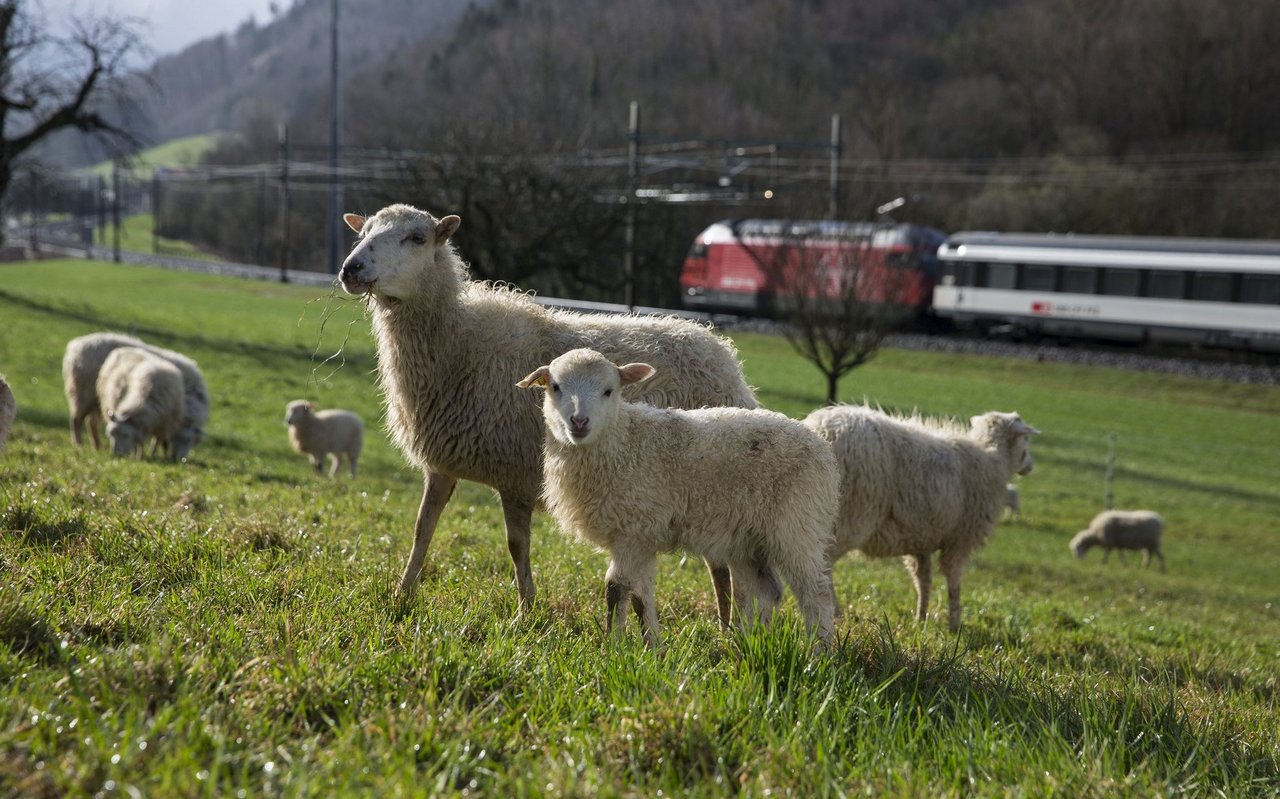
[679,221,1280,354]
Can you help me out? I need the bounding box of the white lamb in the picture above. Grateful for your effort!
[1070,510,1165,571]
[284,400,364,478]
[803,404,1038,631]
[339,204,759,619]
[0,374,16,453]
[62,332,210,459]
[96,347,186,460]
[518,348,838,647]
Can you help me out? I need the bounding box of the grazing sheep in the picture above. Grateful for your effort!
[62,332,210,459]
[339,204,758,617]
[0,374,15,453]
[804,404,1039,631]
[1005,483,1022,520]
[1070,510,1165,571]
[96,347,186,459]
[518,348,838,647]
[284,400,364,478]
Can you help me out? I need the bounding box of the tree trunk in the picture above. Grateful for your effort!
[826,371,840,405]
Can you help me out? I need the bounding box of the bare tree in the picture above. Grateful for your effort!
[0,1,147,243]
[736,217,918,404]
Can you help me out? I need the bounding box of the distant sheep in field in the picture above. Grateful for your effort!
[519,348,838,647]
[1005,483,1021,520]
[0,374,16,453]
[62,332,210,459]
[284,400,364,478]
[96,347,186,460]
[1070,510,1165,571]
[339,204,759,619]
[804,404,1039,631]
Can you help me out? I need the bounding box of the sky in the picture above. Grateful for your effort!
[42,0,282,58]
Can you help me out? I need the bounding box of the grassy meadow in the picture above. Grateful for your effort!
[1,259,1278,796]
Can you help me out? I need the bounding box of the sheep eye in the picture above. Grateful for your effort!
[551,383,560,393]
[404,232,427,245]
[603,389,612,398]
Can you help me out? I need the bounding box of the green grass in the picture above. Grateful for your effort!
[95,213,204,257]
[1,259,1278,796]
[80,134,223,178]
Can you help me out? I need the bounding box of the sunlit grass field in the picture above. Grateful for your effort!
[1,259,1277,796]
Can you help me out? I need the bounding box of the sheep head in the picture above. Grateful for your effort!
[517,348,654,447]
[284,400,314,427]
[971,411,1039,476]
[105,412,143,458]
[339,204,462,301]
[1069,529,1096,558]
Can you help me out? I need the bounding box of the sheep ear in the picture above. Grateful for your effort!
[436,215,461,244]
[343,213,366,233]
[305,401,314,411]
[618,362,656,386]
[1011,418,1039,436]
[516,365,550,389]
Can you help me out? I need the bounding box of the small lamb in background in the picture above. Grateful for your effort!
[0,374,16,453]
[284,400,364,478]
[1070,510,1165,571]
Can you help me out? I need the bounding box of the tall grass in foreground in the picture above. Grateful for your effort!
[0,260,1277,796]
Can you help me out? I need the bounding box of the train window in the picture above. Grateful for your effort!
[1241,275,1280,304]
[1102,268,1140,296]
[987,263,1016,289]
[1147,270,1185,299]
[1192,272,1233,302]
[1062,267,1097,294]
[1022,265,1056,291]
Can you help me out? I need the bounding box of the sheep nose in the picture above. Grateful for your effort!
[569,415,589,430]
[339,258,365,281]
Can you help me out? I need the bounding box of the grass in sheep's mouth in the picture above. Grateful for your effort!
[0,259,1278,797]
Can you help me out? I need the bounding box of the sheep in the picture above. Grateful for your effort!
[803,404,1039,631]
[284,400,364,478]
[339,204,759,619]
[62,332,210,459]
[0,374,15,453]
[95,347,186,460]
[518,348,838,647]
[1005,483,1021,520]
[1070,510,1165,571]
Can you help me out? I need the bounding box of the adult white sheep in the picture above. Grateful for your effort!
[62,332,210,459]
[803,404,1039,631]
[0,374,16,453]
[96,347,186,460]
[1070,510,1165,571]
[518,348,838,647]
[339,204,759,617]
[284,400,364,478]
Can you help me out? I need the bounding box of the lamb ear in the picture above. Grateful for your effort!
[516,365,550,389]
[1011,418,1039,436]
[436,215,461,244]
[343,213,366,233]
[618,362,656,386]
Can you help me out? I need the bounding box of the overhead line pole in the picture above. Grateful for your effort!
[325,0,342,275]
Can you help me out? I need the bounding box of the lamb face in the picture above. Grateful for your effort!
[339,206,460,301]
[105,415,142,457]
[518,348,654,447]
[284,400,312,426]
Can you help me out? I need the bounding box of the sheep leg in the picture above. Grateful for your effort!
[327,453,341,478]
[398,471,458,595]
[773,551,834,644]
[707,562,733,628]
[87,413,103,449]
[348,453,358,478]
[500,494,537,610]
[728,558,765,630]
[939,548,967,632]
[904,553,932,623]
[607,552,660,648]
[1153,548,1165,572]
[310,454,324,474]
